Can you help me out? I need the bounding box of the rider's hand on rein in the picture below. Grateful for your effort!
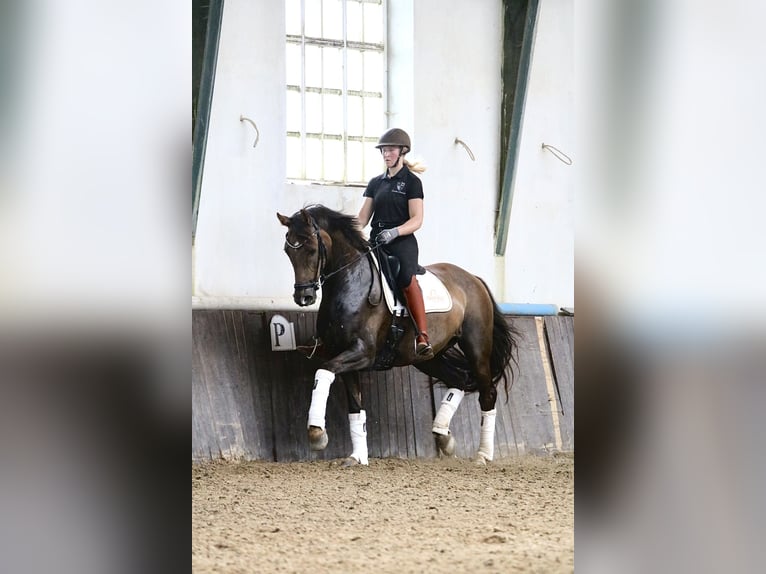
[377,228,399,245]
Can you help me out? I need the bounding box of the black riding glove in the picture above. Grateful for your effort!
[376,228,399,245]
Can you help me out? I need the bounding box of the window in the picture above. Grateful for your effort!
[286,0,386,185]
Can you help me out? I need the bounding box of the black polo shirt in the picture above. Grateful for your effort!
[363,165,424,229]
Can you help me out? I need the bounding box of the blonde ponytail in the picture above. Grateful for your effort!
[404,157,427,174]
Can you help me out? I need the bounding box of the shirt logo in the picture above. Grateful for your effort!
[392,180,406,194]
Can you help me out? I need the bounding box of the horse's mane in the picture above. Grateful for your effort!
[298,204,370,252]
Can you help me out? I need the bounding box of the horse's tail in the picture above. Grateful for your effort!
[478,277,521,399]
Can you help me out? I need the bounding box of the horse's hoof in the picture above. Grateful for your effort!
[473,453,490,466]
[434,432,456,457]
[329,456,364,468]
[308,426,328,451]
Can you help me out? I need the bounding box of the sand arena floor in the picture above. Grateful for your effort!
[193,454,573,573]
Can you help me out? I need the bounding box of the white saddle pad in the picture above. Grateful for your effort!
[371,253,453,315]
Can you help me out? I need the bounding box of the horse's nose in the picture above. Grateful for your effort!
[294,291,316,306]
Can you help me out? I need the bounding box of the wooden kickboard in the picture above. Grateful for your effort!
[192,310,573,461]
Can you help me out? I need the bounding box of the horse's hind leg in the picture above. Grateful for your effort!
[459,324,498,464]
[415,358,469,457]
[433,387,464,456]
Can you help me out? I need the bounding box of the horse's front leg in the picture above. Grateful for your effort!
[339,373,367,467]
[307,340,374,457]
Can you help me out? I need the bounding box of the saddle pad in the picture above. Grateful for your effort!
[417,271,453,313]
[372,253,453,314]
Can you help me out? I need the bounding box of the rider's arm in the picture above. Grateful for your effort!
[357,197,374,228]
[396,198,423,237]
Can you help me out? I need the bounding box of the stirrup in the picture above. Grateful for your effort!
[416,336,433,357]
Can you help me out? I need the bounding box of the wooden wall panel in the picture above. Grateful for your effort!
[192,310,574,461]
[494,377,521,459]
[192,310,273,460]
[504,317,558,454]
[408,370,438,458]
[544,316,574,450]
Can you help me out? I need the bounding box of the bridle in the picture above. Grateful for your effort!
[284,215,384,293]
[284,219,326,291]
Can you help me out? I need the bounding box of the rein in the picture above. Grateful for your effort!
[319,242,384,287]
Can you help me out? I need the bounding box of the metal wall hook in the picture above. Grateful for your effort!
[454,138,476,161]
[240,115,260,148]
[541,143,572,165]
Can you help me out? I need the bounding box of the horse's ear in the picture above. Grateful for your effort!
[277,212,290,227]
[300,208,312,225]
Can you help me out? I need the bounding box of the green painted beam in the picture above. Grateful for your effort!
[192,0,225,241]
[495,0,539,255]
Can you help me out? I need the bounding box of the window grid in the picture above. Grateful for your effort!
[286,0,386,185]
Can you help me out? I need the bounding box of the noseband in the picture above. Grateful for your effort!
[285,218,326,291]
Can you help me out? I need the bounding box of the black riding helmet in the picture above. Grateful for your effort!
[375,128,411,155]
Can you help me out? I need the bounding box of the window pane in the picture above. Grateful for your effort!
[363,50,383,93]
[286,135,302,179]
[305,92,322,133]
[305,45,321,88]
[323,94,343,134]
[305,0,322,38]
[322,47,342,90]
[347,140,364,183]
[363,96,384,137]
[286,43,302,87]
[346,50,363,92]
[285,0,301,36]
[347,95,363,136]
[346,1,362,42]
[363,2,383,44]
[322,0,343,41]
[285,0,387,184]
[305,137,322,180]
[323,139,344,182]
[286,90,302,133]
[364,144,381,181]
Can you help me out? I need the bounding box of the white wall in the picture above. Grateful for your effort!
[193,0,573,310]
[193,0,288,304]
[408,0,504,289]
[501,0,574,307]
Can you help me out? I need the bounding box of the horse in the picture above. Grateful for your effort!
[277,205,520,466]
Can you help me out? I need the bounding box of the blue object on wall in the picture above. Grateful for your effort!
[498,303,559,316]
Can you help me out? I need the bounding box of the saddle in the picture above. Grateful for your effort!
[370,249,452,370]
[376,246,424,306]
[372,249,452,315]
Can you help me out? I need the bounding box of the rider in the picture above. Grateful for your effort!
[357,128,433,358]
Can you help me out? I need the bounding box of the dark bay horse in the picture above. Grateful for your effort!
[277,205,519,466]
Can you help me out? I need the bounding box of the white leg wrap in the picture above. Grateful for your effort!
[348,410,369,465]
[477,409,497,461]
[307,369,335,429]
[432,388,465,435]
